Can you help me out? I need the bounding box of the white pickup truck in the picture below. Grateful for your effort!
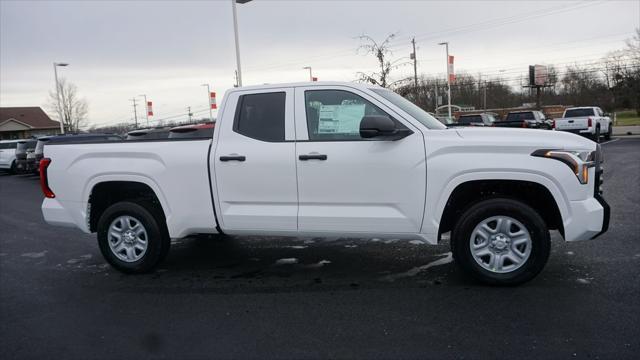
[554,106,613,142]
[40,82,610,285]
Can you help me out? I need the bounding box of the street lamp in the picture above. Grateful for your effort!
[438,42,452,121]
[303,66,313,81]
[231,0,252,87]
[53,62,69,134]
[201,84,214,122]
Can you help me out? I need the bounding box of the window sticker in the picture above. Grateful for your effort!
[317,104,365,134]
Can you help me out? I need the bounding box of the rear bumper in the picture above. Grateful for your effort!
[41,198,90,233]
[557,127,593,135]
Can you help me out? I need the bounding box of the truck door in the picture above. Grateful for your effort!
[293,86,426,234]
[212,88,298,232]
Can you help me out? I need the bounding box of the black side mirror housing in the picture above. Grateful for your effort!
[359,115,412,140]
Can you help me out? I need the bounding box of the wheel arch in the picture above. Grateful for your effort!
[87,179,169,233]
[435,178,566,241]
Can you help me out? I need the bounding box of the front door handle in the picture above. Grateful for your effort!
[299,154,327,161]
[220,155,246,162]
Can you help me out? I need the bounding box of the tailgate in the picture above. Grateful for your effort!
[555,117,589,130]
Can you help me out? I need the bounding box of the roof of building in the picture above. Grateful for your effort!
[0,107,60,129]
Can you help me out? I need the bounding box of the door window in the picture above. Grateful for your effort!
[304,90,399,141]
[233,92,286,142]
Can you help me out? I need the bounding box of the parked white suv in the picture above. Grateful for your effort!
[0,139,21,173]
[554,106,612,142]
[40,82,610,285]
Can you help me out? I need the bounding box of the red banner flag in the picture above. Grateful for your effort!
[146,101,153,116]
[448,55,455,83]
[210,92,217,110]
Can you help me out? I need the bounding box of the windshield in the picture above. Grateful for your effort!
[371,88,446,130]
[564,108,596,118]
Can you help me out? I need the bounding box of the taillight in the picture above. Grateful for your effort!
[588,117,592,127]
[39,158,55,198]
[552,120,556,129]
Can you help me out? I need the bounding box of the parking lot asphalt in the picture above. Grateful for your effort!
[1,137,639,359]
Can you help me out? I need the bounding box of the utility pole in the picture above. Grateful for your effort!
[130,98,139,128]
[411,38,418,102]
[483,81,488,110]
[187,106,193,123]
[434,78,439,113]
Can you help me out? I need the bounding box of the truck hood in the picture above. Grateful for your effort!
[453,127,596,151]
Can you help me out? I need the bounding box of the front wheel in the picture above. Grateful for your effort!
[451,198,550,285]
[97,201,170,273]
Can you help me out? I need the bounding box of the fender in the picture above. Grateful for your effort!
[424,170,571,237]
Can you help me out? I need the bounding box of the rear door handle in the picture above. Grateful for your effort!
[299,154,327,161]
[219,155,246,162]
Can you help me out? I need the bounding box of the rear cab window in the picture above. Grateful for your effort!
[458,115,482,124]
[233,92,286,142]
[564,108,596,118]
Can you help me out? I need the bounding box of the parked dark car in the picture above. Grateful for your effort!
[168,123,215,139]
[451,113,497,127]
[493,110,547,129]
[15,139,37,174]
[31,133,122,173]
[126,127,171,140]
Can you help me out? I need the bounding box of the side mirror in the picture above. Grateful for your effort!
[360,115,411,140]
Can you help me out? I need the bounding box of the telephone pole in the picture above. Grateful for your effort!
[187,106,193,123]
[411,38,418,102]
[130,98,139,128]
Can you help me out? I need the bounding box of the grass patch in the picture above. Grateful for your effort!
[614,110,640,126]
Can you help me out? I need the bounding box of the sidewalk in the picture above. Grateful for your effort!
[613,125,640,136]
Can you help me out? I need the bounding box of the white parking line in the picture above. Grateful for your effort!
[601,138,620,145]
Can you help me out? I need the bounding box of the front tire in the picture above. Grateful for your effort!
[451,198,550,286]
[97,201,170,273]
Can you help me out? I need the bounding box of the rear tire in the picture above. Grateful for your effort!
[451,198,550,286]
[592,125,601,143]
[9,160,16,174]
[97,200,170,274]
[604,123,612,140]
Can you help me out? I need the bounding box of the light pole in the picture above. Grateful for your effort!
[231,0,252,87]
[53,62,69,134]
[303,66,313,81]
[438,42,452,120]
[139,94,149,126]
[201,84,214,122]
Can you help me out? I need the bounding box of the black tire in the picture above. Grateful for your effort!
[9,160,16,174]
[604,123,612,140]
[592,125,600,143]
[97,200,170,273]
[451,198,550,286]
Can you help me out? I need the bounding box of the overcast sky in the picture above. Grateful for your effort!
[1,0,638,127]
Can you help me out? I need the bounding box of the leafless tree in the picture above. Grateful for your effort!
[48,78,89,132]
[355,33,411,88]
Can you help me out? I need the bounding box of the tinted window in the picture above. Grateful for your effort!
[564,108,596,118]
[305,90,402,141]
[233,92,285,142]
[458,115,483,124]
[169,127,214,139]
[506,112,534,121]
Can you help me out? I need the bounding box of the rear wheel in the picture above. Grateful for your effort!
[451,198,550,285]
[604,123,612,140]
[592,125,601,143]
[97,200,170,273]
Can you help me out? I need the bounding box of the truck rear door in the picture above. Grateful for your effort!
[293,86,426,234]
[556,108,595,130]
[212,88,298,231]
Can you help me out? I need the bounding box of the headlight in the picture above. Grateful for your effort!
[531,149,596,184]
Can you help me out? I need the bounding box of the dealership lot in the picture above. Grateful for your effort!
[0,137,638,359]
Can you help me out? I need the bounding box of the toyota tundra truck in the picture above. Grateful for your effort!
[554,106,613,142]
[40,82,610,285]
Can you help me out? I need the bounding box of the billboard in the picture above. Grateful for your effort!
[529,65,548,86]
